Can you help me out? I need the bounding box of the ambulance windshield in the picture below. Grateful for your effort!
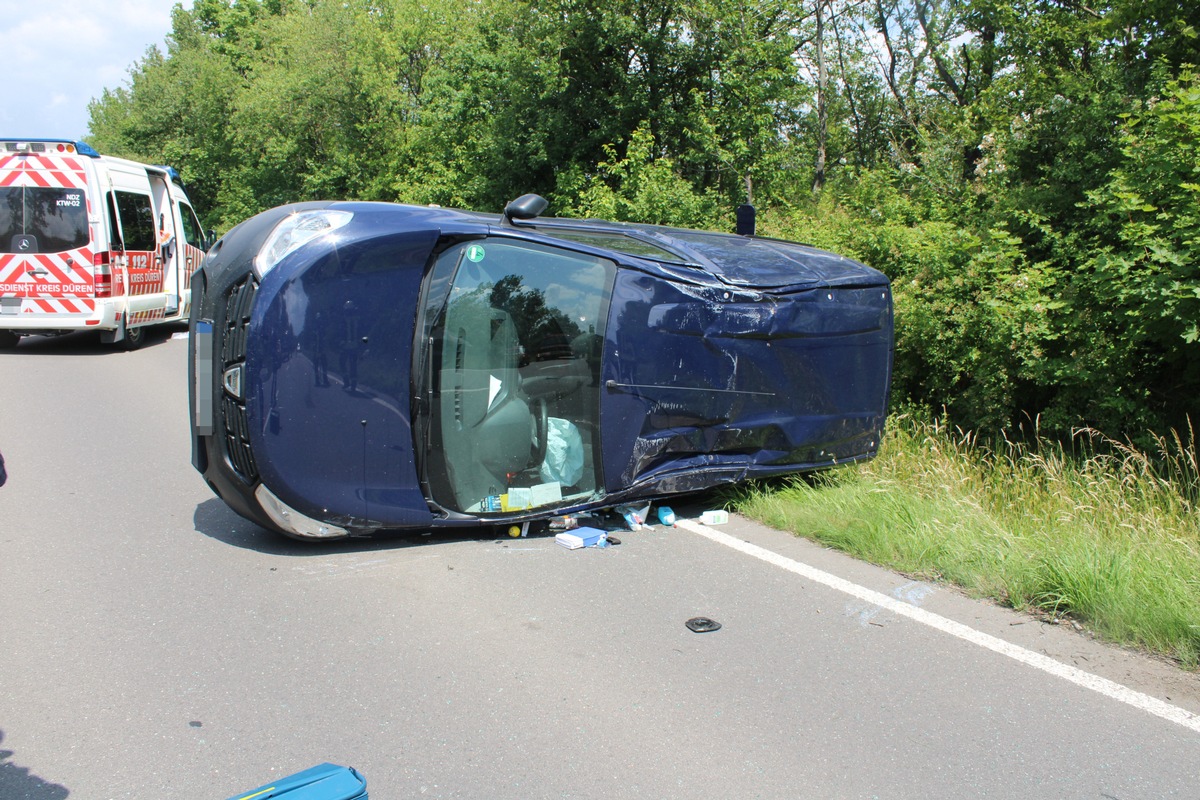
[0,187,89,253]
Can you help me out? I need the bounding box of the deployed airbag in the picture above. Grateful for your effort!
[539,416,585,486]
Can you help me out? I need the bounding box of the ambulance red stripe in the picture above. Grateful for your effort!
[26,169,50,188]
[54,157,86,189]
[32,254,72,285]
[0,255,22,284]
[17,297,96,314]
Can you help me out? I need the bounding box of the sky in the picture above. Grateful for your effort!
[0,0,190,141]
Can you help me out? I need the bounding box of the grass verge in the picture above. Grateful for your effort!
[728,414,1200,669]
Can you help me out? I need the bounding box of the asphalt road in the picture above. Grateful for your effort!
[2,328,1199,799]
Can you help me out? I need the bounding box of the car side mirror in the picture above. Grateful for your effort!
[503,194,548,224]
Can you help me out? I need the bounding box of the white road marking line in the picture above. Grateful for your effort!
[677,518,1200,734]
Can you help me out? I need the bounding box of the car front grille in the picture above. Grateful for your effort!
[221,277,259,482]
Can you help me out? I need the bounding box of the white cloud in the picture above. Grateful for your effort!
[0,0,189,140]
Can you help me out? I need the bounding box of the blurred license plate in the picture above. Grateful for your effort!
[194,320,214,435]
[0,298,20,315]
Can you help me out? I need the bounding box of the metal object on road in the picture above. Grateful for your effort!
[686,617,722,633]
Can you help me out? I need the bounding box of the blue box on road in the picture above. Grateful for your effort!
[555,526,606,549]
[226,763,367,800]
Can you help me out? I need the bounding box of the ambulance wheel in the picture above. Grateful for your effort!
[0,331,19,350]
[121,324,145,351]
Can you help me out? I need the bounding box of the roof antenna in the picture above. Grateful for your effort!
[736,174,755,236]
[736,203,756,236]
[503,193,548,225]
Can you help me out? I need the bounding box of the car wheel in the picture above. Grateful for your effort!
[120,324,145,351]
[0,330,19,350]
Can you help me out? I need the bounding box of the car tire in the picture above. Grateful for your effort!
[120,324,145,351]
[0,330,19,350]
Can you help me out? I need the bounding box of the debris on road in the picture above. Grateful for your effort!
[555,527,608,549]
[686,617,722,633]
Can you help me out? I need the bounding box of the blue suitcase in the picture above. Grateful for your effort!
[227,763,367,800]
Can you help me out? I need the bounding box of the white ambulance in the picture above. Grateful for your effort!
[0,138,208,349]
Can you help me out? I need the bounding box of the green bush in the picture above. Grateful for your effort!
[1075,70,1200,434]
[553,125,724,229]
[767,175,1062,433]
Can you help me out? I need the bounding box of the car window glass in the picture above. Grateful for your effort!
[178,201,203,247]
[0,186,88,253]
[106,192,123,250]
[423,238,614,514]
[113,190,155,251]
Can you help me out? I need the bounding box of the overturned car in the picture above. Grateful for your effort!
[189,196,892,540]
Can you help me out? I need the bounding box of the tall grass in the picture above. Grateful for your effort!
[730,414,1200,668]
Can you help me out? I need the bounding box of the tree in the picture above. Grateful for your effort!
[1071,71,1200,431]
[88,5,248,227]
[81,0,1200,437]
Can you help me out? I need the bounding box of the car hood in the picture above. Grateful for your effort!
[246,215,440,531]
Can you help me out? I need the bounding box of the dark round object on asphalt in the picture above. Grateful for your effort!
[686,617,722,633]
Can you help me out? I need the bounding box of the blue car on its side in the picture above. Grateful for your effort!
[189,195,892,540]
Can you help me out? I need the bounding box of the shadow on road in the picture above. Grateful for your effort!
[0,325,184,356]
[192,498,504,556]
[0,730,69,800]
[191,487,731,557]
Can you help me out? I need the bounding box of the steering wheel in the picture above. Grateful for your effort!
[531,397,549,468]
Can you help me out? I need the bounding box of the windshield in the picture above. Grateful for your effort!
[0,186,89,253]
[420,238,615,515]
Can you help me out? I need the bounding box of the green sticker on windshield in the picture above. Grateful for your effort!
[466,244,486,263]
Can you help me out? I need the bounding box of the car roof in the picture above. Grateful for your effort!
[533,217,881,289]
[330,200,887,291]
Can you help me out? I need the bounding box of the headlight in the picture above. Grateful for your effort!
[253,209,353,279]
